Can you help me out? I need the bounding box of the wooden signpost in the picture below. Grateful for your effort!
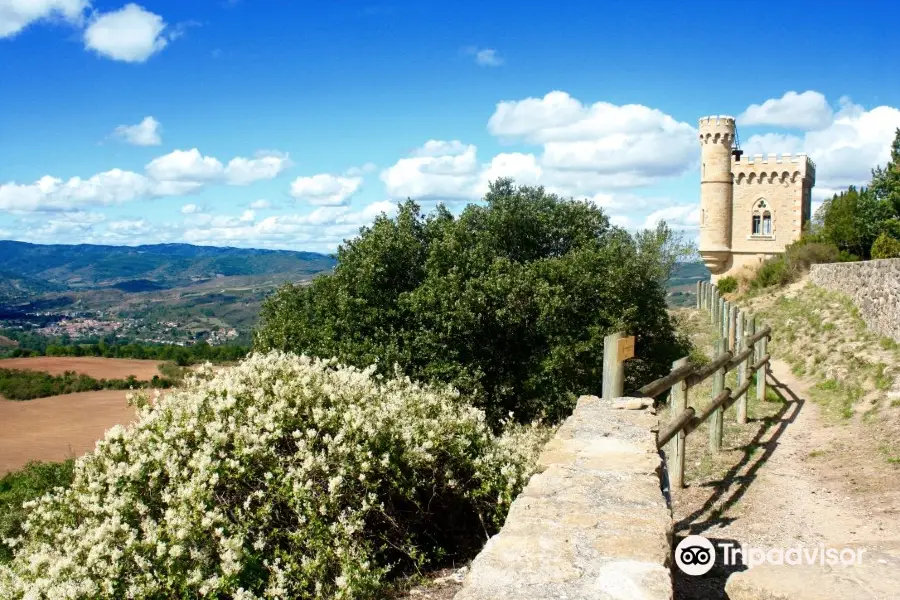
[617,335,635,362]
[603,333,635,400]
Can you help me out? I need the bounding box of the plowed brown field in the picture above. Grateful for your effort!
[0,357,163,380]
[0,390,141,475]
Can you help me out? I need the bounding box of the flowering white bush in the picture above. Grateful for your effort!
[0,352,549,599]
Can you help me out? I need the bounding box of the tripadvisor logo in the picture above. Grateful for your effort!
[675,535,716,576]
[675,534,867,576]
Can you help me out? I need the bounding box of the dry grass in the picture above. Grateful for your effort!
[738,279,900,463]
[666,309,786,484]
[0,356,164,380]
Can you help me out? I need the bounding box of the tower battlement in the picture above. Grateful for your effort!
[698,115,735,145]
[732,153,816,183]
[698,115,736,127]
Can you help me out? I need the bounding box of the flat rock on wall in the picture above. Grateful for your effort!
[809,259,900,343]
[454,395,673,600]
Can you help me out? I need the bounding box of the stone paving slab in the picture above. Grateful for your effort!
[454,395,673,600]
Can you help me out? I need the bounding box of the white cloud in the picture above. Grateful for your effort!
[107,219,152,235]
[250,199,271,210]
[463,46,503,67]
[113,116,161,146]
[1,147,291,213]
[738,91,833,131]
[225,152,291,185]
[381,141,480,200]
[180,201,398,251]
[146,148,224,182]
[290,173,363,206]
[381,91,699,202]
[642,205,700,231]
[0,169,151,212]
[83,3,171,63]
[181,203,202,214]
[344,162,377,177]
[743,98,900,197]
[0,0,88,38]
[478,152,542,191]
[487,91,697,189]
[239,209,255,222]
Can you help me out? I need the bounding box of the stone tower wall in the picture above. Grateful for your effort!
[726,153,816,277]
[698,115,736,276]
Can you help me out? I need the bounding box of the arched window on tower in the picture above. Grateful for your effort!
[751,199,772,236]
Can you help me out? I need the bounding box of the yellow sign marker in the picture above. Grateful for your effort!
[617,336,635,362]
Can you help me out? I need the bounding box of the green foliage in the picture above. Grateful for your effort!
[0,354,549,598]
[0,460,74,563]
[716,276,737,294]
[812,130,900,258]
[871,128,900,216]
[749,256,789,289]
[748,237,844,290]
[255,180,692,425]
[870,232,900,259]
[0,368,173,400]
[0,338,248,363]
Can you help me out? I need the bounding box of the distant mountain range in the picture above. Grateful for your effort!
[0,241,336,297]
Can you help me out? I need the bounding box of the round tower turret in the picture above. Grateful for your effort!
[698,115,735,275]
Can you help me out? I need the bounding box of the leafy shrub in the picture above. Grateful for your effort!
[871,232,900,259]
[0,368,172,400]
[255,179,691,425]
[785,241,840,272]
[0,460,74,563]
[0,352,549,599]
[749,256,789,289]
[748,239,845,290]
[716,276,737,294]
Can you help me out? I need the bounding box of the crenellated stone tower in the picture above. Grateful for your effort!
[698,115,816,281]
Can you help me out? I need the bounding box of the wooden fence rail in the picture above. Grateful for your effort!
[602,279,772,489]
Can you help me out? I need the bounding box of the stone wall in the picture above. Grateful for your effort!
[809,259,900,342]
[454,395,673,600]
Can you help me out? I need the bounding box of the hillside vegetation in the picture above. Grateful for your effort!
[742,281,900,459]
[744,281,900,419]
[256,179,692,425]
[0,242,335,299]
[0,353,549,598]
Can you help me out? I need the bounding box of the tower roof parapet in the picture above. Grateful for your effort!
[732,152,816,182]
[698,115,736,126]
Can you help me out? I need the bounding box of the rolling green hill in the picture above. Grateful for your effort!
[0,241,335,292]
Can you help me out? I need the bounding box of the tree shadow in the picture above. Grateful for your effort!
[670,369,806,598]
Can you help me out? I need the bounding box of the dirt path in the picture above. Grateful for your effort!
[673,359,900,598]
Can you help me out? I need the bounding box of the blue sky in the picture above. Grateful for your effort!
[2,0,899,252]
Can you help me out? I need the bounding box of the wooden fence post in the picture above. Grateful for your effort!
[696,281,702,309]
[710,339,725,452]
[602,332,624,400]
[756,328,768,404]
[669,357,688,489]
[729,305,737,351]
[722,300,730,347]
[737,332,750,424]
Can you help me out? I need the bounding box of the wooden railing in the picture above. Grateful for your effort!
[603,280,772,489]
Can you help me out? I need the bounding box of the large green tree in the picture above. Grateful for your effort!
[871,127,900,216]
[255,179,691,424]
[814,186,893,258]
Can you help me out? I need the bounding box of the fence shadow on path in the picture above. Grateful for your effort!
[677,369,805,535]
[672,371,806,599]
